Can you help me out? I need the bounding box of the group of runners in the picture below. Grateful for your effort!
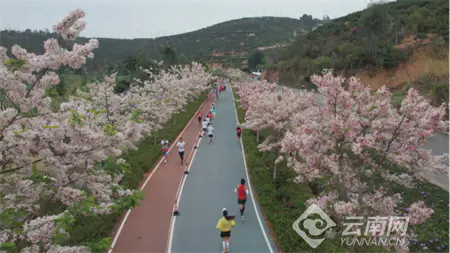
[216,178,249,253]
[160,80,249,253]
[160,137,185,165]
[198,106,216,143]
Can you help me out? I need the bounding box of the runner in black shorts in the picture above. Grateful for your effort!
[197,112,202,125]
[176,137,185,165]
[216,208,235,253]
[207,123,214,143]
[201,119,208,136]
[235,178,249,221]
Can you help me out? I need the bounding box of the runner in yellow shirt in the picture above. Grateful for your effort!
[216,208,236,253]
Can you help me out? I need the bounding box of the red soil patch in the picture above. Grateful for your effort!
[356,47,449,90]
[208,63,223,69]
[261,69,280,82]
[394,34,434,50]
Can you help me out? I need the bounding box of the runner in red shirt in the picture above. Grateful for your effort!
[207,111,213,121]
[236,126,242,143]
[197,112,202,125]
[234,178,249,222]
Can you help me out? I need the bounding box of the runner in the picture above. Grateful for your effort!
[176,137,185,165]
[211,106,216,119]
[207,123,214,143]
[161,139,169,163]
[207,111,213,121]
[201,118,208,136]
[197,111,202,125]
[236,126,242,143]
[234,178,249,221]
[216,208,235,253]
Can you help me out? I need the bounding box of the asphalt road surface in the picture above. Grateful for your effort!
[169,83,277,253]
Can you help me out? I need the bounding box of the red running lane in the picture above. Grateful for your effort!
[109,95,215,253]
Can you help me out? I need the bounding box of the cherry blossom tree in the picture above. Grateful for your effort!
[131,62,212,132]
[236,82,314,178]
[0,9,146,252]
[278,69,448,252]
[231,68,448,252]
[226,68,251,83]
[234,79,276,114]
[0,9,213,252]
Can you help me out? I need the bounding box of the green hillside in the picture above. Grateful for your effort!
[268,0,449,86]
[0,16,321,72]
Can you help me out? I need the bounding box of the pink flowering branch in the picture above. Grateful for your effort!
[234,69,448,252]
[0,9,212,252]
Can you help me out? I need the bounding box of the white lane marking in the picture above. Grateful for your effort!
[166,138,202,253]
[166,103,213,253]
[230,82,275,253]
[108,97,209,253]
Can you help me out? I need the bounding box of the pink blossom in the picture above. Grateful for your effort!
[407,201,434,225]
[235,69,448,252]
[0,9,214,251]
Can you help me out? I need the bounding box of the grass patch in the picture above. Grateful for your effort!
[63,95,206,251]
[232,86,449,253]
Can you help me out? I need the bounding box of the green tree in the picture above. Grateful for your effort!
[124,56,138,82]
[161,45,177,69]
[407,10,423,34]
[247,50,265,71]
[359,3,392,38]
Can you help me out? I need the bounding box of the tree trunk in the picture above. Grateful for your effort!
[273,152,280,180]
[273,161,277,180]
[154,134,157,145]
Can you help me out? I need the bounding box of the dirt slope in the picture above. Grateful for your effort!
[357,47,449,90]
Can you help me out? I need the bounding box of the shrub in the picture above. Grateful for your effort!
[232,86,449,253]
[415,33,428,39]
[444,35,449,43]
[63,95,205,248]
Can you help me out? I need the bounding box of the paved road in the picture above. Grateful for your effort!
[169,83,276,252]
[422,132,449,190]
[109,96,215,253]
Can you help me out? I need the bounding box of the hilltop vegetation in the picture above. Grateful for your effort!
[269,0,448,82]
[0,16,322,72]
[261,0,448,112]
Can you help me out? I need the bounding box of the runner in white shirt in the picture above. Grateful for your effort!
[202,119,208,136]
[207,123,214,143]
[176,137,185,165]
